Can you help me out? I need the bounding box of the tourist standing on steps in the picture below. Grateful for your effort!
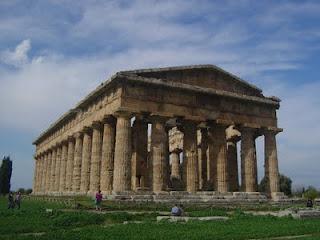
[8,192,15,209]
[95,190,103,211]
[15,192,22,209]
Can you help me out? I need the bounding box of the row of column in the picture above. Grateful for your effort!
[34,114,280,195]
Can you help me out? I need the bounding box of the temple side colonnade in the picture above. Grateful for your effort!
[33,65,284,200]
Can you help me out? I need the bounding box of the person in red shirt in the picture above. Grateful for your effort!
[95,190,103,211]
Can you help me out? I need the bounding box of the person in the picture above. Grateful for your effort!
[179,204,185,216]
[95,190,103,211]
[15,192,22,209]
[306,198,313,208]
[171,203,182,216]
[8,192,15,209]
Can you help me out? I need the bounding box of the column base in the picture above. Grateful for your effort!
[271,192,286,201]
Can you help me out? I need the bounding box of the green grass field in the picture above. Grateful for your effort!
[1,197,320,240]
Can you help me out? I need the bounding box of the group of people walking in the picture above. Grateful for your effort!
[8,192,22,209]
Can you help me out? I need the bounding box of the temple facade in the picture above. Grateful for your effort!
[32,65,284,200]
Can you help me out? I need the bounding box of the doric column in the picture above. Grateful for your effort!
[33,157,38,193]
[89,121,103,193]
[65,137,75,192]
[131,117,148,190]
[227,138,239,192]
[50,148,57,192]
[42,153,48,193]
[41,154,47,193]
[37,155,43,193]
[59,141,68,193]
[211,124,228,192]
[45,151,52,193]
[207,128,216,190]
[171,149,180,179]
[241,127,258,192]
[54,145,62,192]
[151,116,169,193]
[72,132,83,192]
[34,156,40,193]
[100,116,116,194]
[183,121,199,193]
[113,113,132,193]
[80,127,92,194]
[264,129,280,194]
[198,128,208,190]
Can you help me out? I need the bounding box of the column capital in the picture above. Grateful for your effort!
[150,115,168,123]
[92,121,103,130]
[74,131,83,139]
[114,110,132,119]
[82,126,93,134]
[67,135,75,142]
[102,114,116,124]
[262,127,283,135]
[171,148,182,154]
[61,138,69,145]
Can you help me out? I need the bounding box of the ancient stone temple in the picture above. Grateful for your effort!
[32,65,284,201]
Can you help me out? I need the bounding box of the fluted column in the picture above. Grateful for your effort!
[131,117,149,190]
[100,116,116,193]
[171,149,180,179]
[80,128,92,194]
[241,127,258,192]
[265,129,280,194]
[41,154,47,193]
[208,124,228,192]
[45,151,52,193]
[151,117,168,193]
[198,128,208,190]
[89,122,103,193]
[183,121,199,193]
[72,132,83,192]
[37,155,43,193]
[207,128,216,190]
[50,148,57,192]
[54,145,62,192]
[42,153,48,193]
[59,142,68,193]
[227,138,239,192]
[65,137,75,192]
[113,113,132,192]
[34,157,40,193]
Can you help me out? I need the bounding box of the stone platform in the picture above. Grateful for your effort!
[106,191,270,204]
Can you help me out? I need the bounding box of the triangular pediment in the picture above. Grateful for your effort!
[121,64,263,97]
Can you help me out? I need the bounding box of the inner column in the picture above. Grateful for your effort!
[183,120,199,193]
[131,116,148,191]
[151,116,168,193]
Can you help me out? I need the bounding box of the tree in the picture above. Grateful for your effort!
[0,156,13,195]
[303,186,319,200]
[259,174,292,196]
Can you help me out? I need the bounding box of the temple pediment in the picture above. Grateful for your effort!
[120,64,263,98]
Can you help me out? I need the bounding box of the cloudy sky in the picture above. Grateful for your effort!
[0,0,319,190]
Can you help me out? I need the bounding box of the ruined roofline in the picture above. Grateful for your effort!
[120,73,280,106]
[120,64,263,93]
[33,65,278,145]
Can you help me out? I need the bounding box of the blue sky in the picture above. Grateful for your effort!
[0,0,319,190]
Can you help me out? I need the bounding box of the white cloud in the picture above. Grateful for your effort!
[0,39,31,67]
[0,0,319,189]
